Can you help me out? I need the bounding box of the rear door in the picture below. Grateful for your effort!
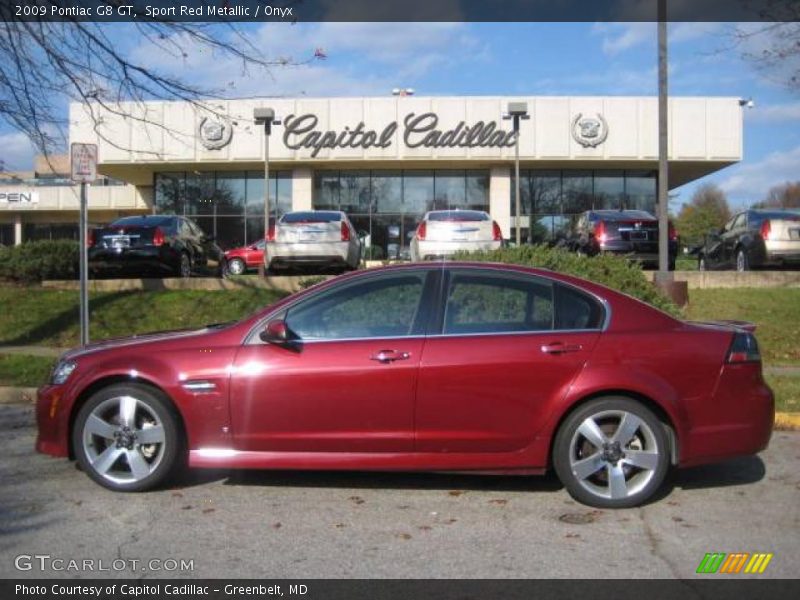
[415,268,604,453]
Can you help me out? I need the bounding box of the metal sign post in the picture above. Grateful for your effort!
[70,143,97,346]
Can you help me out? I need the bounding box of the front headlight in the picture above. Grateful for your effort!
[51,360,77,385]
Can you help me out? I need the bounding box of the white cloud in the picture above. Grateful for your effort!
[594,22,724,56]
[718,145,800,201]
[0,131,36,171]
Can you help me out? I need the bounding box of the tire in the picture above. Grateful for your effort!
[178,252,192,278]
[227,258,246,276]
[736,249,749,272]
[72,383,183,492]
[552,397,670,509]
[698,256,707,271]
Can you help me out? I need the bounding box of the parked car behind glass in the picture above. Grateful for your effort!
[265,210,361,274]
[698,209,800,271]
[37,262,773,509]
[410,209,502,261]
[89,215,222,278]
[563,210,678,270]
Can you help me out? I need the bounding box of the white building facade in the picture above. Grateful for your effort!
[2,96,742,257]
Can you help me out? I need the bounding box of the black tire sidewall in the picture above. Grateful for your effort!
[72,384,182,492]
[553,397,670,509]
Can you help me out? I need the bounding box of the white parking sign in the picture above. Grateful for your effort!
[70,143,98,182]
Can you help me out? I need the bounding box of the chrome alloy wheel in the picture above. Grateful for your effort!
[81,395,167,485]
[568,410,661,501]
[228,258,246,275]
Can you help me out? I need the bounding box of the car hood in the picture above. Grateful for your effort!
[59,326,222,361]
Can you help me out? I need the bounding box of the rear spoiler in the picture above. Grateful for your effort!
[691,319,757,333]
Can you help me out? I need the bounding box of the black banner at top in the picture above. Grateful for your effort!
[1,0,800,23]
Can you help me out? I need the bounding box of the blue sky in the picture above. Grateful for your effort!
[1,22,798,210]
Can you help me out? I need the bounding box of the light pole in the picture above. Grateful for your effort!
[254,107,280,276]
[503,102,529,246]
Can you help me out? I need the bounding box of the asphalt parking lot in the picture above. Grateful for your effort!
[0,404,798,579]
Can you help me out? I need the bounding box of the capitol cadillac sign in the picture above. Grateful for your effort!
[199,111,610,155]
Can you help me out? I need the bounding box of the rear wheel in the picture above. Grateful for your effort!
[72,384,182,492]
[178,253,192,278]
[736,249,749,272]
[553,397,670,508]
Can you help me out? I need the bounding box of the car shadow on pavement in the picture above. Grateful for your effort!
[173,468,566,494]
[670,455,767,490]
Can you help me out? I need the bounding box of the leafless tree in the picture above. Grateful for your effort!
[756,181,800,208]
[0,1,312,161]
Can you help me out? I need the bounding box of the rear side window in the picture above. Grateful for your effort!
[443,272,554,334]
[554,284,604,330]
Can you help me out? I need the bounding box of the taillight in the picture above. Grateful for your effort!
[492,221,502,242]
[668,222,678,241]
[727,331,761,364]
[340,221,351,242]
[760,219,771,241]
[86,229,95,247]
[266,223,276,242]
[416,222,427,241]
[152,227,165,247]
[594,220,607,244]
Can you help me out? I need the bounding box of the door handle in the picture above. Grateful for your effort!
[541,342,583,355]
[370,350,411,363]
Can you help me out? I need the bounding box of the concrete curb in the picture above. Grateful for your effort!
[774,412,800,431]
[0,386,38,405]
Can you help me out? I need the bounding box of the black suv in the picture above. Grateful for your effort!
[88,215,223,278]
[698,209,800,271]
[562,210,678,270]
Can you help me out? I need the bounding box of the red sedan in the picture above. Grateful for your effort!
[36,263,773,508]
[223,240,265,275]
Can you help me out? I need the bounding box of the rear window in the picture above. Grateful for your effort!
[750,210,800,226]
[592,210,655,222]
[282,211,341,223]
[110,216,173,227]
[428,211,488,222]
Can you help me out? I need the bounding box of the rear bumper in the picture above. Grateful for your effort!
[412,239,501,261]
[598,240,678,264]
[266,241,351,267]
[89,247,179,273]
[680,364,774,467]
[763,242,800,266]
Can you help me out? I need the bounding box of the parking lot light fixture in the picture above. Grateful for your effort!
[254,108,280,275]
[503,102,530,245]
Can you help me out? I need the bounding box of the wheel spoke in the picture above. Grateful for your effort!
[623,450,659,471]
[92,446,124,474]
[85,414,116,439]
[119,396,137,428]
[612,412,643,447]
[136,425,165,445]
[126,449,151,480]
[607,463,628,499]
[571,453,605,480]
[577,417,608,449]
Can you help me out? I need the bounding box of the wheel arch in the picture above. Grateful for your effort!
[546,389,679,469]
[67,375,187,460]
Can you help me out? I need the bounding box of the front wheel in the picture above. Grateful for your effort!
[227,258,246,276]
[552,397,670,508]
[698,256,707,271]
[72,384,183,492]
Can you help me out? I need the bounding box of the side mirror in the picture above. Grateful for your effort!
[260,319,292,345]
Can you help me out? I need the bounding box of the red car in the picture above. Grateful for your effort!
[223,240,265,275]
[36,263,773,508]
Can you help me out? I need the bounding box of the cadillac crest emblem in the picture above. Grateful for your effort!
[571,113,609,148]
[198,116,233,150]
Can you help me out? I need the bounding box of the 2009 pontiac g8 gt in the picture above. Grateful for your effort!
[36,263,773,508]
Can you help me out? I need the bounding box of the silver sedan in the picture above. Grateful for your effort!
[410,210,503,261]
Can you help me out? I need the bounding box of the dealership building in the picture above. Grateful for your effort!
[1,95,743,258]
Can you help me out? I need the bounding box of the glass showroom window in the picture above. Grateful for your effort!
[625,171,657,213]
[593,171,625,210]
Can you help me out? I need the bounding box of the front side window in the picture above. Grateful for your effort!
[443,272,554,334]
[285,273,427,340]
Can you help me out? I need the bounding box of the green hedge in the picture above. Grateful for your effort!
[0,240,80,283]
[454,245,679,315]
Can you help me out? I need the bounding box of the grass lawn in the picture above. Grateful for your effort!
[766,373,800,414]
[0,353,55,387]
[685,288,800,366]
[674,256,698,271]
[0,286,288,348]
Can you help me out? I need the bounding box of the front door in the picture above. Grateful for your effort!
[229,270,436,453]
[415,269,603,453]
